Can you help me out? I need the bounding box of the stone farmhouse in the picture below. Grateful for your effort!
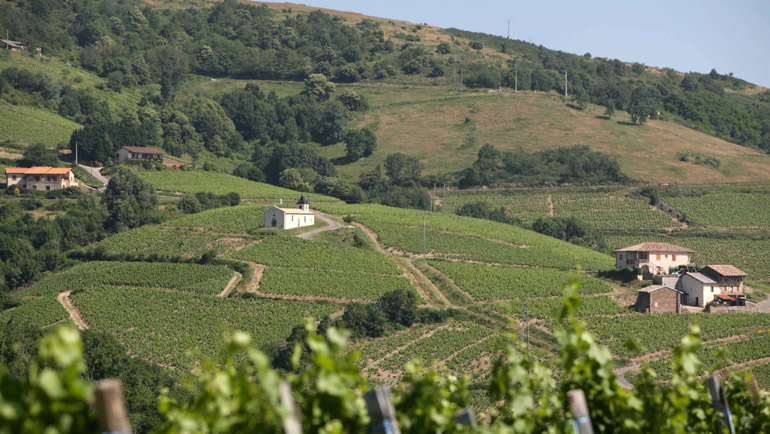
[613,242,694,276]
[115,146,165,164]
[700,265,747,296]
[635,285,683,313]
[679,272,720,308]
[5,167,77,191]
[264,195,315,230]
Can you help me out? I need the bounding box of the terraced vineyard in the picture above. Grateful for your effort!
[750,362,770,389]
[602,234,770,281]
[428,260,611,300]
[316,203,615,271]
[90,226,253,258]
[259,268,414,301]
[0,295,68,329]
[0,104,81,146]
[583,313,770,356]
[163,204,271,234]
[230,237,402,275]
[139,169,338,202]
[490,296,627,319]
[23,261,235,296]
[648,332,770,380]
[662,189,770,228]
[71,286,339,369]
[436,189,681,230]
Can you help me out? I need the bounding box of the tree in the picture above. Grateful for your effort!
[344,128,377,162]
[279,168,311,192]
[146,45,187,101]
[102,168,158,230]
[341,303,386,338]
[604,102,615,119]
[21,143,58,167]
[384,153,422,186]
[379,289,418,327]
[336,90,369,112]
[301,73,335,102]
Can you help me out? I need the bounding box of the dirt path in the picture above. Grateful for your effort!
[364,323,454,370]
[57,290,90,330]
[613,333,751,390]
[547,194,554,217]
[296,211,343,240]
[217,271,242,297]
[440,333,496,364]
[352,222,443,306]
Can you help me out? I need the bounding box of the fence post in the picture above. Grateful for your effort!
[94,379,132,434]
[279,381,302,434]
[567,389,593,434]
[364,386,401,434]
[454,407,477,427]
[707,375,735,434]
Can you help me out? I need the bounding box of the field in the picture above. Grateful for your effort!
[259,268,414,301]
[22,261,236,296]
[72,286,339,369]
[315,203,615,271]
[582,313,770,356]
[428,260,611,300]
[0,295,68,329]
[162,204,271,234]
[438,188,682,230]
[315,88,770,184]
[0,104,81,146]
[138,169,338,202]
[662,188,770,228]
[89,226,254,258]
[490,296,628,319]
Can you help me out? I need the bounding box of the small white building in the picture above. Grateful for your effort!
[264,195,315,230]
[680,272,719,307]
[613,242,694,276]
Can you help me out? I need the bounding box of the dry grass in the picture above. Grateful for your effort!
[320,87,770,184]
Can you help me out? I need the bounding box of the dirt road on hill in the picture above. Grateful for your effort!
[297,211,343,240]
[57,290,90,330]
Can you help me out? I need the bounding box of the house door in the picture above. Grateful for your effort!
[271,217,277,227]
[695,297,699,306]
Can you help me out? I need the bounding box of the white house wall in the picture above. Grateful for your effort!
[680,274,719,307]
[615,252,691,274]
[263,207,314,230]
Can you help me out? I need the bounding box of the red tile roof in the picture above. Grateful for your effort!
[5,167,73,175]
[613,242,695,253]
[703,265,747,277]
[121,146,165,154]
[715,294,737,301]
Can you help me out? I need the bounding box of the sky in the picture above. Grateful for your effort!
[292,0,770,88]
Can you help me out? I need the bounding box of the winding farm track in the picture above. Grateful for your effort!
[217,271,242,297]
[351,221,449,308]
[296,211,344,240]
[57,290,90,330]
[613,333,752,390]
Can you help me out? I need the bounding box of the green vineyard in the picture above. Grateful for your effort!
[138,170,338,202]
[23,261,235,297]
[0,295,68,329]
[71,286,338,369]
[428,260,612,300]
[259,267,415,301]
[163,204,271,234]
[90,226,252,258]
[490,295,627,319]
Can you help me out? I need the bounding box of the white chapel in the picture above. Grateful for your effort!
[264,195,315,229]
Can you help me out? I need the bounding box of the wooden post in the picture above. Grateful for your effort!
[707,375,735,434]
[364,386,401,434]
[748,376,761,406]
[454,408,476,427]
[567,389,593,434]
[279,381,302,434]
[94,379,132,434]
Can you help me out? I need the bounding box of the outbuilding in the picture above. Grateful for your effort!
[680,272,719,307]
[636,285,683,313]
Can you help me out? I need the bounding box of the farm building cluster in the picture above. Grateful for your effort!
[614,242,751,313]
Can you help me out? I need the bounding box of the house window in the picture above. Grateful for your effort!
[46,186,50,191]
[656,254,661,261]
[672,255,677,261]
[11,175,16,180]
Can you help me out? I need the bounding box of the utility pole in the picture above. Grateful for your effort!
[524,301,530,351]
[75,141,78,165]
[423,215,427,257]
[506,19,511,39]
[564,70,568,98]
